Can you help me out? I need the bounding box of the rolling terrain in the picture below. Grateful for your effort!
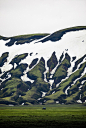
[0,26,86,105]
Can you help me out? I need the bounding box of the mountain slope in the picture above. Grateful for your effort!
[0,26,86,105]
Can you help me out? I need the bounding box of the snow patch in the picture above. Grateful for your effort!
[22,103,24,105]
[49,80,54,90]
[56,101,59,103]
[41,91,47,97]
[65,86,70,95]
[77,100,82,103]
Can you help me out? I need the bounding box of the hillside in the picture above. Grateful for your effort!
[0,26,86,105]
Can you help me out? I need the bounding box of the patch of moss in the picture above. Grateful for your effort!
[10,63,28,78]
[0,36,9,40]
[3,33,49,46]
[42,61,86,104]
[46,52,58,81]
[65,91,80,104]
[10,53,28,66]
[0,69,2,74]
[22,78,50,104]
[52,53,71,88]
[44,100,55,104]
[0,77,30,105]
[47,51,58,72]
[72,54,86,72]
[41,26,86,42]
[27,57,45,80]
[59,52,64,64]
[29,58,38,69]
[0,52,9,67]
[81,82,86,102]
[0,98,18,105]
[68,81,81,95]
[68,74,86,96]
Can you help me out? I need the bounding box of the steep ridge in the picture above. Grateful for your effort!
[52,53,71,89]
[46,52,58,81]
[0,26,86,105]
[0,33,49,46]
[40,26,86,42]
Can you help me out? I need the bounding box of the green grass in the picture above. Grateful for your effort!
[0,104,86,128]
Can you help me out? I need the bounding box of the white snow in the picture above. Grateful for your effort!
[21,103,24,105]
[21,66,35,83]
[43,60,49,82]
[71,67,86,87]
[0,30,86,74]
[81,80,86,84]
[14,63,17,69]
[9,104,14,106]
[77,100,82,103]
[52,91,55,94]
[41,91,47,97]
[0,30,86,89]
[50,63,59,76]
[84,100,86,103]
[56,101,59,103]
[1,88,3,90]
[79,85,83,90]
[65,86,70,95]
[49,80,54,90]
[37,98,41,100]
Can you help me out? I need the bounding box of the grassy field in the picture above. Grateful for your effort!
[0,104,86,128]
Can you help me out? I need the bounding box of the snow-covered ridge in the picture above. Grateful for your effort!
[0,30,86,71]
[0,30,86,82]
[0,28,86,105]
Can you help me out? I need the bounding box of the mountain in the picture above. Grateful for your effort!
[0,26,86,105]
